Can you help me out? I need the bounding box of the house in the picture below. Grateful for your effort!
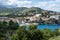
[30,16,37,21]
[29,14,41,22]
[0,17,10,22]
[34,14,41,17]
[41,17,50,21]
[50,15,60,20]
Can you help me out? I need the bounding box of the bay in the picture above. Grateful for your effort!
[38,24,60,30]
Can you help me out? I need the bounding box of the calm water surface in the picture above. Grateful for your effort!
[38,24,60,30]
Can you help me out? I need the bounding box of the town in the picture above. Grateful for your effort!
[0,10,60,26]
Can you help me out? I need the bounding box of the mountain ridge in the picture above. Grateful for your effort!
[0,7,60,16]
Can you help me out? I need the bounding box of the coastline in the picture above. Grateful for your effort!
[19,23,38,26]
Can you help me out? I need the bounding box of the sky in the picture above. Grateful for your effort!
[0,0,60,12]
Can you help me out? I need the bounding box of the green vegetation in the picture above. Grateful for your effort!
[0,7,55,17]
[0,7,28,16]
[49,36,60,40]
[0,7,60,40]
[0,21,60,40]
[0,20,19,40]
[22,7,42,13]
[11,25,60,40]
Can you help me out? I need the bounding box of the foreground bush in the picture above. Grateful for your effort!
[11,25,60,40]
[49,36,60,40]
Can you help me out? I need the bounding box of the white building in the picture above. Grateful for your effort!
[29,14,41,21]
[34,14,41,17]
[41,17,49,21]
[50,15,60,20]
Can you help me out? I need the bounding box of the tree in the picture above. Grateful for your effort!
[0,21,8,40]
[16,26,28,40]
[22,35,28,40]
[28,24,37,30]
[42,29,52,40]
[8,20,19,30]
[16,25,43,40]
[11,34,18,40]
[53,28,60,36]
[7,20,19,40]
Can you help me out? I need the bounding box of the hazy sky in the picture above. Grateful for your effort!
[0,0,60,12]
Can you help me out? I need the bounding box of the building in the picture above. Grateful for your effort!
[41,17,50,21]
[29,14,41,22]
[0,17,10,22]
[50,15,60,20]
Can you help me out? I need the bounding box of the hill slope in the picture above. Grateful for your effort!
[23,7,43,13]
[0,7,59,16]
[0,7,28,15]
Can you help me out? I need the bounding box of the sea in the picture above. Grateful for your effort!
[38,24,60,30]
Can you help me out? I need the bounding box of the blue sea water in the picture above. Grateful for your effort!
[38,24,60,30]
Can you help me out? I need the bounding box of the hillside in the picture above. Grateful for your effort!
[0,7,59,16]
[0,7,28,15]
[22,7,43,13]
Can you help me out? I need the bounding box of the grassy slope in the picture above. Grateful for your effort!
[49,36,60,40]
[0,7,28,15]
[22,7,43,13]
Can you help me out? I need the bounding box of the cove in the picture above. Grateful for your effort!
[38,24,60,30]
